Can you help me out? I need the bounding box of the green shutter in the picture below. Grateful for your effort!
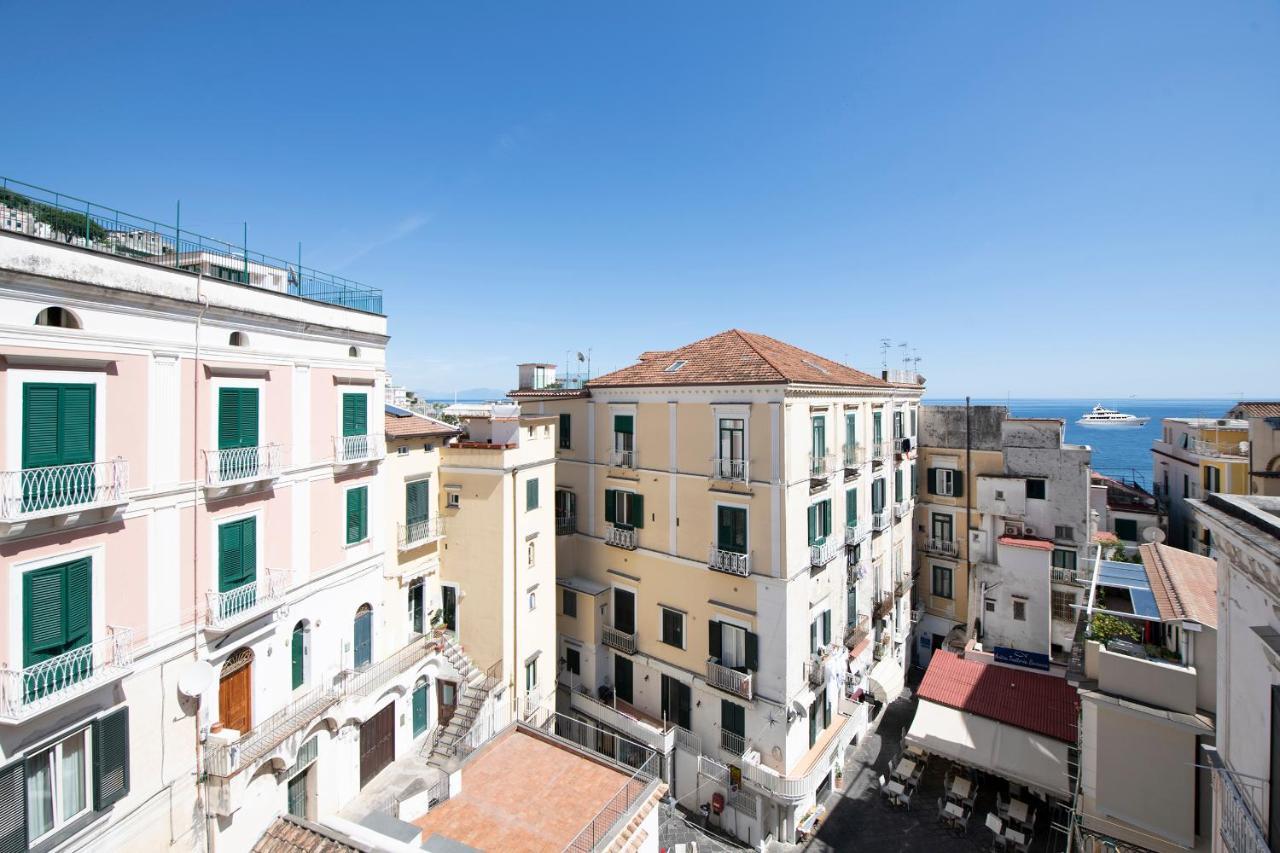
[745,631,759,672]
[292,625,305,689]
[412,681,428,735]
[92,706,130,811]
[342,393,368,437]
[218,388,241,450]
[23,383,95,468]
[822,610,832,645]
[630,493,644,529]
[614,415,633,435]
[239,389,259,447]
[23,566,66,667]
[65,558,91,649]
[807,505,817,545]
[58,385,95,464]
[846,489,858,526]
[604,489,617,524]
[559,413,571,448]
[822,500,832,536]
[347,487,368,543]
[218,519,256,592]
[927,468,938,494]
[708,620,721,660]
[406,480,429,524]
[0,758,26,853]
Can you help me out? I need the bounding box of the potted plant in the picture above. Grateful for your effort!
[430,609,446,636]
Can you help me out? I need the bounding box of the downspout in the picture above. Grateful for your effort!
[511,466,519,720]
[193,276,214,853]
[966,397,975,642]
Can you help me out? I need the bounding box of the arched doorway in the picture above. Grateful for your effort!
[219,647,254,733]
[412,675,430,736]
[291,621,309,690]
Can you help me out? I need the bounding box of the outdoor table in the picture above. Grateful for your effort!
[1005,827,1027,846]
[885,779,905,804]
[949,777,972,800]
[1008,799,1029,825]
[893,757,916,779]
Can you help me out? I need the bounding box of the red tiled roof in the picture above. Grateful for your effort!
[917,651,1080,743]
[1140,543,1218,628]
[506,387,590,399]
[383,410,460,439]
[587,329,902,389]
[1228,401,1280,418]
[998,534,1054,551]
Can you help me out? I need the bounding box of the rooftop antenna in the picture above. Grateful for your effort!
[879,339,892,372]
[898,341,909,372]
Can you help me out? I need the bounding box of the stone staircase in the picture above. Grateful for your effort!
[422,637,503,771]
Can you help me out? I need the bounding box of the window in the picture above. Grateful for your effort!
[614,656,633,703]
[1052,548,1077,573]
[348,346,360,358]
[721,699,746,748]
[562,589,577,618]
[228,331,248,347]
[346,486,368,544]
[985,598,996,613]
[446,491,460,508]
[1204,466,1221,493]
[893,411,904,440]
[847,581,858,624]
[928,468,960,497]
[526,478,540,511]
[559,413,571,449]
[22,383,95,507]
[664,360,688,373]
[34,306,81,329]
[708,620,757,671]
[661,675,691,729]
[341,392,368,437]
[612,414,634,464]
[218,517,257,595]
[716,505,747,554]
[932,565,953,599]
[412,677,430,737]
[821,610,832,646]
[396,446,409,456]
[1114,519,1138,542]
[845,487,858,527]
[604,489,644,529]
[217,387,260,478]
[528,591,536,611]
[564,647,580,676]
[408,578,425,634]
[661,607,685,648]
[810,611,832,652]
[1012,598,1027,621]
[406,479,430,528]
[353,604,373,669]
[23,558,92,681]
[910,408,917,437]
[718,418,745,467]
[23,727,92,842]
[873,411,883,444]
[291,621,308,690]
[1026,478,1047,500]
[527,541,535,567]
[1052,591,1077,622]
[1180,433,1190,449]
[1054,525,1074,541]
[894,468,904,501]
[931,513,953,543]
[525,658,538,693]
[807,499,833,545]
[871,479,886,513]
[811,415,827,458]
[844,412,857,452]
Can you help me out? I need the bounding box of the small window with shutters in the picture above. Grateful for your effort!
[341,393,368,437]
[218,518,257,593]
[708,620,758,672]
[346,486,368,544]
[526,478,539,511]
[22,383,96,511]
[23,558,93,681]
[559,413,571,450]
[604,489,644,530]
[217,388,260,450]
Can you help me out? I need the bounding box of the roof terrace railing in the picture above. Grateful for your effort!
[0,177,382,314]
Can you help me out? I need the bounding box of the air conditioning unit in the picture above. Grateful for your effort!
[1004,522,1024,536]
[1025,526,1035,536]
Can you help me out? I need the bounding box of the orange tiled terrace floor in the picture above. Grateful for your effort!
[412,729,631,852]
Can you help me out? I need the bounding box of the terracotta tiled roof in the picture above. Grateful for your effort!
[586,329,900,389]
[384,408,460,439]
[998,534,1054,551]
[253,816,367,853]
[918,651,1080,743]
[507,387,590,399]
[1140,543,1218,628]
[1228,401,1280,418]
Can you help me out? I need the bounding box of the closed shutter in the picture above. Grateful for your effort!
[65,558,91,650]
[526,479,538,510]
[745,631,759,672]
[951,472,964,499]
[24,565,66,667]
[342,393,368,437]
[292,626,305,689]
[822,610,832,646]
[604,489,617,524]
[708,620,721,660]
[405,481,429,524]
[846,489,858,526]
[630,493,644,529]
[58,385,95,465]
[218,519,256,592]
[0,758,25,853]
[559,413,570,448]
[218,388,241,449]
[22,384,62,468]
[821,501,832,536]
[347,487,368,543]
[92,706,130,811]
[412,682,428,735]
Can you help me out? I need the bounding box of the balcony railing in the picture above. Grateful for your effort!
[333,433,385,465]
[806,656,827,688]
[206,683,340,777]
[556,514,576,536]
[871,512,889,532]
[842,444,864,469]
[340,633,443,700]
[871,442,888,463]
[711,457,749,482]
[727,710,858,802]
[845,523,868,546]
[925,537,958,557]
[202,444,282,487]
[845,615,870,650]
[706,659,753,701]
[894,500,911,520]
[809,453,835,478]
[1051,566,1089,585]
[1205,748,1270,853]
[605,525,637,550]
[0,627,134,723]
[1189,437,1245,458]
[810,534,844,568]
[602,624,637,655]
[708,545,751,577]
[873,594,894,620]
[610,449,635,469]
[398,516,445,551]
[206,569,290,630]
[720,729,747,757]
[0,458,129,521]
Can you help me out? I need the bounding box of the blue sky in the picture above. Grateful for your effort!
[3,3,1277,398]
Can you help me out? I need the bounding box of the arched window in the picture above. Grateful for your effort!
[35,306,81,329]
[229,331,248,347]
[291,621,308,690]
[353,604,373,670]
[348,346,360,358]
[219,647,255,732]
[412,675,430,736]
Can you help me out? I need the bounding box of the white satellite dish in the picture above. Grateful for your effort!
[1143,527,1166,544]
[177,660,215,698]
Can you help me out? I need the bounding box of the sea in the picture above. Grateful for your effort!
[926,398,1240,489]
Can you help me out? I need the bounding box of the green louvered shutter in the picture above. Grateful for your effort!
[23,565,66,668]
[614,415,633,435]
[807,505,817,545]
[65,558,91,651]
[604,489,617,524]
[22,384,62,469]
[218,389,241,450]
[292,625,305,690]
[240,519,257,586]
[406,481,428,525]
[631,493,644,529]
[0,758,26,853]
[92,706,130,811]
[342,393,367,437]
[846,488,858,526]
[526,478,539,510]
[239,389,259,447]
[347,487,367,543]
[58,385,95,465]
[219,519,256,592]
[822,500,832,536]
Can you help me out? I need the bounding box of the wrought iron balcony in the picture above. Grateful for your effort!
[202,444,282,488]
[1051,566,1089,585]
[706,659,753,701]
[609,449,635,469]
[0,627,135,724]
[871,512,889,532]
[925,537,958,557]
[809,453,835,479]
[205,683,340,777]
[842,444,864,470]
[894,500,911,520]
[720,729,747,757]
[805,656,827,688]
[605,525,637,550]
[398,515,445,550]
[708,545,751,577]
[205,569,290,632]
[602,624,637,655]
[711,457,749,482]
[845,615,870,650]
[556,513,576,535]
[810,534,844,568]
[0,458,129,523]
[333,433,385,465]
[339,633,443,701]
[845,523,869,546]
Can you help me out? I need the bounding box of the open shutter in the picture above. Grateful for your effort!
[807,505,817,545]
[0,758,25,853]
[58,385,95,464]
[631,493,644,529]
[822,610,832,645]
[822,501,832,536]
[92,706,130,811]
[604,489,616,524]
[65,558,92,650]
[745,631,759,672]
[708,620,722,660]
[23,566,66,667]
[952,472,964,499]
[927,468,938,495]
[846,489,857,526]
[292,626,305,689]
[218,522,241,592]
[22,384,62,468]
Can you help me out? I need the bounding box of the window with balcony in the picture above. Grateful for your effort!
[661,675,691,730]
[893,411,904,440]
[708,620,757,671]
[808,499,833,545]
[716,505,747,555]
[525,658,538,693]
[812,414,827,459]
[20,383,96,512]
[555,489,576,535]
[614,656,633,704]
[1052,590,1076,622]
[562,589,577,618]
[873,410,883,445]
[931,565,953,599]
[716,417,746,480]
[1052,548,1077,574]
[931,513,953,543]
[613,589,636,635]
[405,479,430,540]
[808,693,830,747]
[660,607,684,649]
[218,517,257,598]
[216,387,260,479]
[871,479,886,514]
[346,486,368,544]
[845,411,857,452]
[810,610,831,652]
[342,392,368,437]
[845,487,858,528]
[721,700,745,753]
[1026,478,1047,500]
[526,478,540,511]
[23,558,92,698]
[927,467,961,498]
[612,414,634,466]
[604,489,644,530]
[559,413,571,450]
[894,468,904,501]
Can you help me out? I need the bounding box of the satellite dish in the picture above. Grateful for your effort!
[1143,527,1166,544]
[177,660,215,698]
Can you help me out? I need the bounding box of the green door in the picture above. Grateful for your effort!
[23,557,92,699]
[412,679,429,736]
[22,383,96,510]
[287,771,308,818]
[291,623,305,690]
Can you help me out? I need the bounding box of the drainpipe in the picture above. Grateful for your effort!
[511,466,519,720]
[966,397,975,641]
[193,276,215,853]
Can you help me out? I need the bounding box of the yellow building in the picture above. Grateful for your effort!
[1225,401,1280,496]
[1152,417,1250,553]
[511,330,923,845]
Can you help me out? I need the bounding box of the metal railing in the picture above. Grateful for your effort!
[871,512,889,532]
[556,514,576,536]
[0,627,134,721]
[809,453,835,477]
[602,625,637,655]
[1189,437,1246,458]
[1204,748,1270,853]
[605,525,637,550]
[0,176,383,313]
[706,659,753,700]
[206,569,290,629]
[810,534,844,567]
[610,448,635,469]
[720,729,747,757]
[845,523,868,546]
[711,457,749,482]
[563,750,658,853]
[925,537,958,557]
[203,445,282,486]
[871,441,888,463]
[1051,566,1089,585]
[398,516,445,550]
[0,458,129,520]
[842,444,864,468]
[732,711,858,801]
[334,433,385,464]
[205,683,340,777]
[894,500,911,520]
[708,545,751,577]
[339,633,443,700]
[845,615,870,649]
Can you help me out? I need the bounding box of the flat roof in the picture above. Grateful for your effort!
[1096,559,1160,620]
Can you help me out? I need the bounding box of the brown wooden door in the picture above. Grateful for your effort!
[219,660,252,733]
[359,702,396,788]
[437,679,458,729]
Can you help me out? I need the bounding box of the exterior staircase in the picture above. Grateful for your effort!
[422,636,503,771]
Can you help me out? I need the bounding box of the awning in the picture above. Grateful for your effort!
[905,699,1071,799]
[868,657,905,705]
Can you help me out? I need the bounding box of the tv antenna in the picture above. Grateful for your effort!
[879,339,892,372]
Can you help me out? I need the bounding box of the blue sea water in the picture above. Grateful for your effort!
[926,398,1239,488]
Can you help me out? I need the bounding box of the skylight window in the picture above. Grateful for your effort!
[801,358,830,375]
[664,360,688,373]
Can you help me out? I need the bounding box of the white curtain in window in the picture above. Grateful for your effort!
[27,751,54,840]
[721,624,747,669]
[61,730,87,819]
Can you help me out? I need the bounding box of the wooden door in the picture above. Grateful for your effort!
[437,680,458,729]
[358,702,396,788]
[219,655,252,733]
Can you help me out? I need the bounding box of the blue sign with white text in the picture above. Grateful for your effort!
[993,646,1051,671]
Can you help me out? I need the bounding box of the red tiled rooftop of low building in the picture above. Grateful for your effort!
[1140,543,1218,628]
[383,410,460,439]
[917,651,1080,743]
[998,534,1054,551]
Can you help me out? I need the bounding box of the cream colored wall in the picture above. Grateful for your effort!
[381,436,445,645]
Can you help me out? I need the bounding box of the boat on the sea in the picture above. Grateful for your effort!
[1076,404,1149,428]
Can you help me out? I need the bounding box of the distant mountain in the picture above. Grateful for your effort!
[417,388,509,402]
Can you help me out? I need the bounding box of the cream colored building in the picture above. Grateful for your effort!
[511,330,923,846]
[1153,417,1250,553]
[1225,402,1280,497]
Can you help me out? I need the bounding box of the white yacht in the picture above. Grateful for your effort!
[1076,404,1149,428]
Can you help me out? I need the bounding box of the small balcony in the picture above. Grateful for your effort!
[809,453,835,480]
[845,615,870,650]
[202,445,282,492]
[706,659,753,701]
[333,434,385,466]
[871,512,889,533]
[0,458,129,534]
[398,516,445,551]
[873,594,894,620]
[720,729,747,757]
[711,457,749,483]
[809,534,844,568]
[848,559,868,582]
[205,569,291,633]
[605,525,637,550]
[602,624,637,655]
[609,449,635,469]
[0,627,135,724]
[894,578,908,599]
[893,500,911,520]
[1051,566,1089,585]
[925,537,958,557]
[205,682,340,778]
[871,442,889,465]
[708,545,751,577]
[805,656,827,689]
[555,513,576,536]
[842,444,864,471]
[845,523,868,546]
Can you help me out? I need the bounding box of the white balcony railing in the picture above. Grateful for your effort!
[202,445,282,487]
[605,525,637,550]
[810,534,844,567]
[1051,566,1088,585]
[0,627,135,723]
[845,523,868,546]
[708,545,751,577]
[206,683,340,777]
[926,537,957,557]
[871,442,888,463]
[871,512,889,532]
[398,516,445,550]
[602,624,637,655]
[1189,437,1245,458]
[610,449,635,469]
[706,659,753,701]
[206,569,290,630]
[729,712,859,802]
[720,729,747,757]
[809,453,835,478]
[894,500,911,520]
[842,444,863,469]
[0,458,129,521]
[711,457,749,482]
[333,433,385,465]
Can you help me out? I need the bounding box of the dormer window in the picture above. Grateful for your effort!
[35,306,81,329]
[664,360,687,373]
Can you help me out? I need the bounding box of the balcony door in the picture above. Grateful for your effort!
[614,655,634,704]
[442,585,458,632]
[719,418,744,470]
[931,513,953,543]
[408,578,425,635]
[613,589,636,634]
[217,387,259,480]
[660,675,691,730]
[717,506,747,555]
[22,383,96,510]
[23,558,92,693]
[219,648,253,733]
[353,604,373,670]
[437,680,458,729]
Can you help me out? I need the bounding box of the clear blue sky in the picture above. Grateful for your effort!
[3,3,1277,398]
